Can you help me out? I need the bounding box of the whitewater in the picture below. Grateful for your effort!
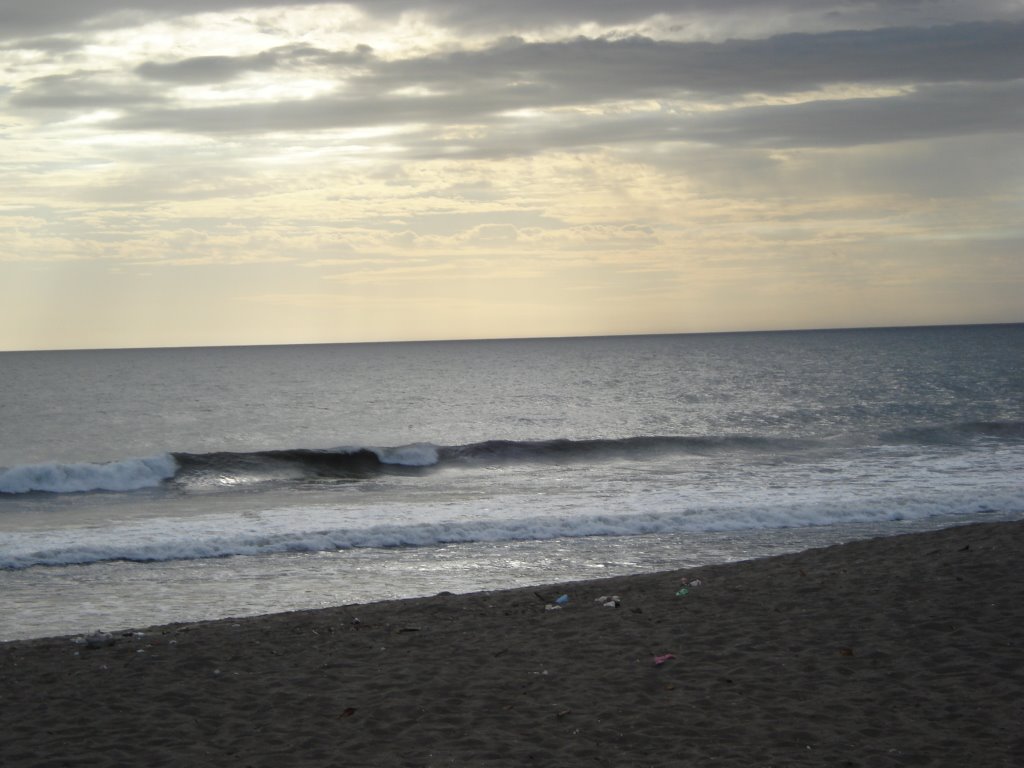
[2,326,1022,639]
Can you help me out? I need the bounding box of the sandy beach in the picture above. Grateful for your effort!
[3,519,1022,767]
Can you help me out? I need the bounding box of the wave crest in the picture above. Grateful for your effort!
[0,455,178,494]
[3,421,1021,496]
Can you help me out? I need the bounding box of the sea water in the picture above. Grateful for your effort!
[1,325,1022,640]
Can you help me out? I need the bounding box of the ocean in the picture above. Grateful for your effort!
[2,324,1022,641]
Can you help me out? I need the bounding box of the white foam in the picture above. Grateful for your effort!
[0,455,178,494]
[3,478,1020,570]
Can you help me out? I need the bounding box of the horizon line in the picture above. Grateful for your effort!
[3,320,1022,354]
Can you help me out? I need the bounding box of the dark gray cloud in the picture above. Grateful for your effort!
[103,20,1024,154]
[7,45,370,112]
[10,71,163,109]
[134,44,342,84]
[1,0,1016,41]
[6,6,1021,164]
[390,81,1024,158]
[675,82,1024,149]
[13,19,1020,116]
[368,22,1024,97]
[136,52,280,85]
[346,0,1022,37]
[109,78,1023,158]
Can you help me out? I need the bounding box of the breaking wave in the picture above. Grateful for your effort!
[2,421,1021,496]
[0,455,178,495]
[0,436,803,495]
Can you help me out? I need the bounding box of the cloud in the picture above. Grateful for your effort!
[135,52,279,85]
[2,0,1022,349]
[679,81,1024,148]
[368,22,1024,96]
[10,70,163,109]
[0,1,291,39]
[95,21,1024,156]
[133,44,355,85]
[349,0,1023,34]
[0,36,82,53]
[1,0,1019,42]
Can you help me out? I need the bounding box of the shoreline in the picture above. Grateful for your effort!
[4,519,1022,766]
[6,513,1018,644]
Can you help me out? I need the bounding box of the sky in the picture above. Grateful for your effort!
[1,1,1022,350]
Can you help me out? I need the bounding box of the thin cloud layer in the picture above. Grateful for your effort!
[0,0,1021,350]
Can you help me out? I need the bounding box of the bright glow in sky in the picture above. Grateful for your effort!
[1,0,1022,350]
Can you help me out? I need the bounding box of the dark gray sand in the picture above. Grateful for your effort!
[3,520,1022,767]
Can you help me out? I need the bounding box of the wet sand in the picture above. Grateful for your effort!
[3,520,1022,767]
